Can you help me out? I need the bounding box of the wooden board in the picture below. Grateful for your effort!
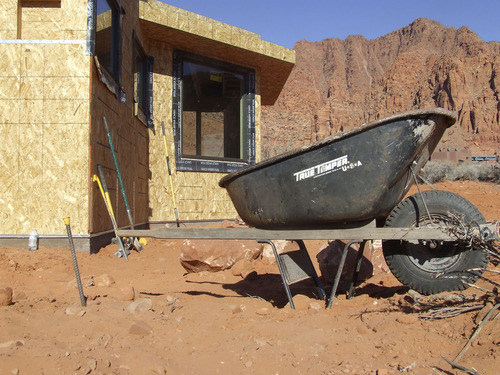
[117,226,463,241]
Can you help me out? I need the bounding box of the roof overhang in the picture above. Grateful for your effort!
[139,0,295,105]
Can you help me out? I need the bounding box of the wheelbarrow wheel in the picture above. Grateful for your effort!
[382,190,490,295]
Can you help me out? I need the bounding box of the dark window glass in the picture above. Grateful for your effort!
[172,51,255,173]
[133,38,148,112]
[133,32,154,129]
[95,0,120,80]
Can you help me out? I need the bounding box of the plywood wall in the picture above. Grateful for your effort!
[0,41,90,235]
[89,0,151,234]
[0,0,90,236]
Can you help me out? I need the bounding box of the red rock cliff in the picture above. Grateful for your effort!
[261,18,500,158]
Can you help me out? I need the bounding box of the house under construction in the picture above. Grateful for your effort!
[0,0,295,251]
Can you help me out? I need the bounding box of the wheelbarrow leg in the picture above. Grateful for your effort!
[258,239,295,309]
[347,240,367,299]
[327,239,364,309]
[296,240,326,301]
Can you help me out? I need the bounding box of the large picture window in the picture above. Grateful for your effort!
[173,51,255,173]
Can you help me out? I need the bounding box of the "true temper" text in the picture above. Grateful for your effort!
[293,155,349,182]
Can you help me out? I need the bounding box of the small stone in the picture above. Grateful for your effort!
[377,369,389,375]
[230,304,244,314]
[126,298,153,314]
[0,340,25,349]
[87,358,97,371]
[129,320,153,336]
[231,259,253,278]
[94,274,115,287]
[255,307,271,316]
[356,326,370,335]
[65,306,85,316]
[12,290,26,301]
[0,287,13,306]
[113,285,135,301]
[288,294,311,310]
[166,295,178,304]
[308,302,322,311]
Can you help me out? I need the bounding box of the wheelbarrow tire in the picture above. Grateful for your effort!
[382,190,490,295]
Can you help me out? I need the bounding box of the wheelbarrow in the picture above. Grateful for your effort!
[219,108,497,297]
[120,108,499,308]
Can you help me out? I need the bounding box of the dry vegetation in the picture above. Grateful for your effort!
[420,161,500,184]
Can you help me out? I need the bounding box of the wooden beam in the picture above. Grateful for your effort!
[117,226,460,241]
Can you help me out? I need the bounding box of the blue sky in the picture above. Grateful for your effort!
[159,0,499,48]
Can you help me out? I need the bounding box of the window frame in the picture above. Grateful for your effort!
[172,50,256,173]
[87,0,124,100]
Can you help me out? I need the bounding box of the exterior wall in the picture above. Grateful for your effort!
[0,0,293,249]
[0,0,90,237]
[89,0,150,234]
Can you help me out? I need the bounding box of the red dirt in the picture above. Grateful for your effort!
[0,181,498,375]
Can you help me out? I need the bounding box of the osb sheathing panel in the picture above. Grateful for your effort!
[89,113,150,232]
[0,0,18,39]
[0,42,90,235]
[148,131,239,222]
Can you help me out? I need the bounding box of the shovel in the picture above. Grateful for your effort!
[103,116,143,251]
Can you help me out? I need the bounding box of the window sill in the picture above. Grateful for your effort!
[176,157,249,173]
[94,56,124,101]
[134,102,148,126]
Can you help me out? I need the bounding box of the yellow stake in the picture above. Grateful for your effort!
[161,121,180,227]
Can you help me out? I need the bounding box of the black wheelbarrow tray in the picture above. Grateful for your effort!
[119,108,499,308]
[219,108,455,228]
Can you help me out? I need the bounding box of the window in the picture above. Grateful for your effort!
[87,0,124,99]
[95,0,120,80]
[18,1,62,39]
[133,31,154,129]
[172,51,255,173]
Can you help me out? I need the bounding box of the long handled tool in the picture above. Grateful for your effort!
[93,166,129,260]
[161,121,180,227]
[103,116,143,251]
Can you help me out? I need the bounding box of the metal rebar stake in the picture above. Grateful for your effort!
[64,217,87,307]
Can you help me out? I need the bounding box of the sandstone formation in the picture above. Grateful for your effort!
[262,18,500,157]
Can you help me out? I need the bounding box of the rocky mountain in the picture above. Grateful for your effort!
[261,18,500,158]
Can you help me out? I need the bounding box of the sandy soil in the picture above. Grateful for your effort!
[0,181,499,375]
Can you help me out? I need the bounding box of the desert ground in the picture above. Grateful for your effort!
[0,180,499,375]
